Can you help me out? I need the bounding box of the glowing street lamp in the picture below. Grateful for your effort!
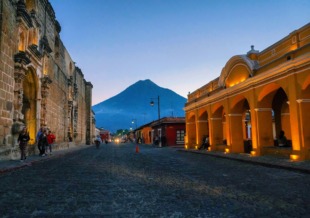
[150,96,160,120]
[132,119,137,129]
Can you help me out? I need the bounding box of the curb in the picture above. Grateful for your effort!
[178,149,310,174]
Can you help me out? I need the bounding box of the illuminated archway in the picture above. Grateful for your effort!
[272,88,291,143]
[219,55,255,88]
[22,68,38,146]
[258,84,291,152]
[230,96,251,153]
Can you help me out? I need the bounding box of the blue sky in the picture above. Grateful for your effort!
[49,0,310,105]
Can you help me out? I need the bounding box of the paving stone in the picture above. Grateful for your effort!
[0,143,309,217]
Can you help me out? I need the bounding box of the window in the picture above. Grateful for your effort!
[176,130,185,144]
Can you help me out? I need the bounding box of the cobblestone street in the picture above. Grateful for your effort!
[0,143,309,217]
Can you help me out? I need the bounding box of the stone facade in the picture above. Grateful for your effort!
[184,23,310,161]
[0,0,93,160]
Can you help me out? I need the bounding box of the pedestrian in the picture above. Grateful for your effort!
[204,135,210,149]
[36,127,43,155]
[199,135,210,150]
[154,135,159,145]
[17,126,30,162]
[95,135,101,149]
[47,130,56,155]
[278,130,288,147]
[39,129,48,156]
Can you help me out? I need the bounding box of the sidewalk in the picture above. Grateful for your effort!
[0,144,91,174]
[178,148,310,174]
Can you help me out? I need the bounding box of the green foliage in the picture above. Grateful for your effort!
[115,129,129,135]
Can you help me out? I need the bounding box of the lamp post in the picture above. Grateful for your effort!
[150,96,161,147]
[132,119,137,129]
[150,96,160,120]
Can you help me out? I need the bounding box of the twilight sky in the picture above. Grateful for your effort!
[49,0,310,106]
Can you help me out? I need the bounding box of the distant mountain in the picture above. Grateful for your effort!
[92,79,186,132]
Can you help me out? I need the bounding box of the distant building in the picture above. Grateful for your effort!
[99,128,111,142]
[184,23,310,161]
[136,117,185,147]
[0,0,94,160]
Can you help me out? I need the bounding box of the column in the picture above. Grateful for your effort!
[254,108,274,154]
[228,114,243,153]
[197,120,208,147]
[209,117,222,151]
[296,99,310,160]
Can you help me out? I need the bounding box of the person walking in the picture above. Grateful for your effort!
[39,129,48,156]
[47,130,56,155]
[36,127,43,155]
[199,135,210,150]
[17,126,30,162]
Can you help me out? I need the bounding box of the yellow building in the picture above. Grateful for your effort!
[184,23,310,161]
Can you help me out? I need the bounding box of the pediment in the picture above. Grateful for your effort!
[219,55,258,88]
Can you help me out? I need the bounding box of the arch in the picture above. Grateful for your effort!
[219,55,256,88]
[256,85,291,155]
[212,103,224,117]
[198,110,208,120]
[230,95,252,153]
[302,73,310,98]
[230,94,250,114]
[258,83,282,107]
[225,64,250,88]
[22,67,39,145]
[188,113,196,122]
[272,88,291,142]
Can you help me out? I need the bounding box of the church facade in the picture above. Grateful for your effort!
[185,23,310,161]
[0,0,94,160]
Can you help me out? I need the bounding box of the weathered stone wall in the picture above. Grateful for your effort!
[85,82,93,145]
[0,0,17,157]
[0,0,94,160]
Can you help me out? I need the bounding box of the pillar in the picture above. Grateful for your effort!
[254,108,274,154]
[228,114,244,153]
[209,117,222,151]
[197,120,208,146]
[296,99,310,160]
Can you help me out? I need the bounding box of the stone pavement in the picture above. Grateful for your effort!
[0,144,309,175]
[178,148,310,174]
[1,143,309,217]
[0,144,92,174]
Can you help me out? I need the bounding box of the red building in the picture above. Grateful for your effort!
[99,129,111,142]
[136,117,185,147]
